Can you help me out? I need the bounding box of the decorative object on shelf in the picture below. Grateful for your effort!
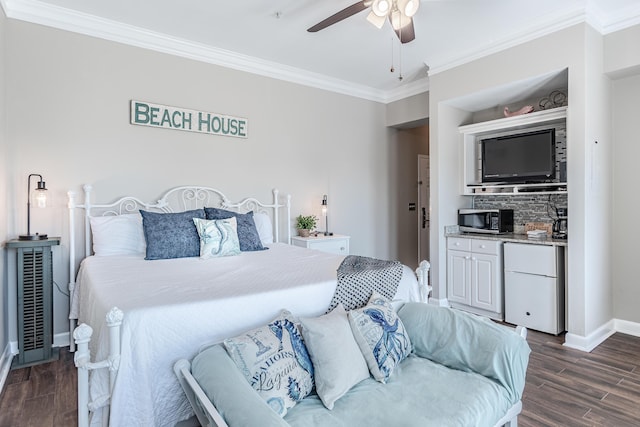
[503,105,534,118]
[321,195,333,236]
[538,90,567,110]
[19,173,49,241]
[295,214,318,237]
[524,222,553,236]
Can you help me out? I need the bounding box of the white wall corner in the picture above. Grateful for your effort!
[0,343,15,396]
[563,319,616,352]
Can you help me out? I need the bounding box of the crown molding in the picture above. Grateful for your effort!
[0,0,392,103]
[2,0,639,102]
[428,8,587,76]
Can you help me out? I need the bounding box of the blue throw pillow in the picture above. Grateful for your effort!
[204,207,267,252]
[348,292,412,383]
[140,209,205,260]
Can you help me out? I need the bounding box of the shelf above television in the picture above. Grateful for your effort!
[459,107,568,196]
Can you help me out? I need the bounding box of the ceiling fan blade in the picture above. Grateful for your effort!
[393,17,416,43]
[307,1,370,33]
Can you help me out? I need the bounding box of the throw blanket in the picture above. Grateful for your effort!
[326,255,404,313]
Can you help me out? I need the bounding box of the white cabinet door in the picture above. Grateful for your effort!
[447,250,471,305]
[505,271,559,334]
[471,253,500,313]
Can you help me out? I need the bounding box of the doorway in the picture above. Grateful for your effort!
[418,154,430,265]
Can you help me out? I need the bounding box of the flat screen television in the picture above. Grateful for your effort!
[481,128,556,183]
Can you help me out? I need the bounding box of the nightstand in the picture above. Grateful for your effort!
[6,237,60,368]
[291,234,350,255]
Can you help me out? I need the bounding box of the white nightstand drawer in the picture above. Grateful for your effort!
[291,234,350,255]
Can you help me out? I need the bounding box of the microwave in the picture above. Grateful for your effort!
[458,209,514,234]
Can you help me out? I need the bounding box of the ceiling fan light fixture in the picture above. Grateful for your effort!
[366,10,387,29]
[397,0,419,17]
[372,0,391,17]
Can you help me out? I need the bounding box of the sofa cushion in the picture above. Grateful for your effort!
[284,354,516,427]
[397,302,531,405]
[348,292,411,383]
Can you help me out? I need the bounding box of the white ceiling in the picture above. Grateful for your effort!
[2,0,640,102]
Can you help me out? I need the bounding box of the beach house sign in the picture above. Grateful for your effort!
[130,100,248,139]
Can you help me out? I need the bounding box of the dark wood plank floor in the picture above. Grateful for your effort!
[1,331,639,426]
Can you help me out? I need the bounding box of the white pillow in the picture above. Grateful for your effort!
[193,217,241,258]
[90,214,146,256]
[300,304,370,410]
[253,212,274,245]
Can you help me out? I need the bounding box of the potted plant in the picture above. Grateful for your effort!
[295,215,317,237]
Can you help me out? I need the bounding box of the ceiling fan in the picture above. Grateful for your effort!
[307,0,420,43]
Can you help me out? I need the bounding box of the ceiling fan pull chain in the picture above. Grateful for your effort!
[390,37,395,73]
[398,21,403,81]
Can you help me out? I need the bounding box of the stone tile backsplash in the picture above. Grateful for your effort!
[473,193,568,233]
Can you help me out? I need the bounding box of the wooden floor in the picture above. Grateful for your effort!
[0,331,639,426]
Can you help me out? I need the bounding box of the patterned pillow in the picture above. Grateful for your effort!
[348,292,412,383]
[193,217,241,258]
[223,310,314,417]
[140,209,205,260]
[204,207,267,252]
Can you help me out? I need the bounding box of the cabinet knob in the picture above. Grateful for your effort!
[526,312,531,316]
[480,244,486,248]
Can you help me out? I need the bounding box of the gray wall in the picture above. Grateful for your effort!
[611,74,640,324]
[0,8,7,361]
[1,19,403,344]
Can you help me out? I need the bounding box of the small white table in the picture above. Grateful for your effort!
[291,234,350,255]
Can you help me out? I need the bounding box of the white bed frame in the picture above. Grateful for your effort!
[67,184,433,427]
[68,185,292,427]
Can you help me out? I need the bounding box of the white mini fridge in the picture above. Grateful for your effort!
[504,242,565,335]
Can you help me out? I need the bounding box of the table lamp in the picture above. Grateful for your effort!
[19,173,48,240]
[321,195,333,236]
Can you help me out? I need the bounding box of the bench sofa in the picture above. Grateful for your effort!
[174,302,531,427]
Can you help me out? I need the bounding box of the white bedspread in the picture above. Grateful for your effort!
[70,243,420,427]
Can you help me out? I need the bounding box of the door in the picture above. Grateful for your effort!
[471,253,499,313]
[447,250,471,305]
[418,155,430,264]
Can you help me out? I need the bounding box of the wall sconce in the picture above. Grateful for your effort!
[19,174,48,241]
[321,195,333,236]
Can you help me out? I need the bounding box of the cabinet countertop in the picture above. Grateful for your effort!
[446,232,567,247]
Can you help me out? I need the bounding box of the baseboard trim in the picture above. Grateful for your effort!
[613,318,640,337]
[564,320,616,352]
[53,332,70,348]
[0,343,15,396]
